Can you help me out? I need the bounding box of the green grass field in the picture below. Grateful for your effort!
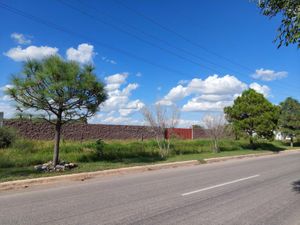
[0,138,297,182]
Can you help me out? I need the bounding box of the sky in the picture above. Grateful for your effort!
[0,0,299,127]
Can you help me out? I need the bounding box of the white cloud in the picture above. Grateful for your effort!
[105,73,128,84]
[196,94,233,102]
[178,119,200,128]
[0,102,16,118]
[187,75,247,95]
[182,98,232,112]
[66,43,95,64]
[158,75,247,108]
[136,72,142,77]
[101,56,117,64]
[158,74,272,113]
[0,84,13,92]
[249,82,271,97]
[104,73,128,92]
[101,116,141,125]
[119,99,145,116]
[178,80,189,85]
[4,46,58,61]
[11,33,32,45]
[252,68,288,81]
[100,73,144,121]
[157,85,188,105]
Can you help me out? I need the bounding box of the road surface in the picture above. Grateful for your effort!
[0,152,300,225]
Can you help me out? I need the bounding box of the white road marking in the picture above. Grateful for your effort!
[181,174,260,196]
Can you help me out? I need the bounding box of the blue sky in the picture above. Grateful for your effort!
[0,0,299,127]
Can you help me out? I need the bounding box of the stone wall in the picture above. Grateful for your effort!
[3,120,208,140]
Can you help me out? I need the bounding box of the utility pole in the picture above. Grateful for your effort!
[0,112,3,128]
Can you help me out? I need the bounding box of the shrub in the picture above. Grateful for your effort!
[0,127,17,148]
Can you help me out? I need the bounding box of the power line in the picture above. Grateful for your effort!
[0,2,297,97]
[60,0,300,95]
[0,2,189,77]
[74,0,244,76]
[114,0,255,73]
[56,0,223,74]
[113,0,299,93]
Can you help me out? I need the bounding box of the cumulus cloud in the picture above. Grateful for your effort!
[158,74,271,112]
[252,68,288,81]
[157,75,247,109]
[187,75,247,95]
[66,43,95,64]
[157,85,188,105]
[0,84,15,118]
[178,119,201,128]
[4,46,58,61]
[101,116,141,125]
[182,98,232,112]
[11,32,32,45]
[0,84,14,92]
[101,56,116,64]
[101,73,144,119]
[104,73,128,92]
[249,82,271,97]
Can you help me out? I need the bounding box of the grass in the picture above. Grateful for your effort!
[0,138,298,182]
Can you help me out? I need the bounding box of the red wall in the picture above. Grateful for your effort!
[165,128,192,139]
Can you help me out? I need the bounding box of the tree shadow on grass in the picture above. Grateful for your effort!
[241,142,285,152]
[0,167,40,182]
[281,142,300,147]
[292,180,300,193]
[119,156,165,164]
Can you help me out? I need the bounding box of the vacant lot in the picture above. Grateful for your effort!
[0,138,297,182]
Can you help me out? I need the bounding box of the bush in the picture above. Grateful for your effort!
[0,127,17,148]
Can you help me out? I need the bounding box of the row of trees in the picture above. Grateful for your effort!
[225,89,300,147]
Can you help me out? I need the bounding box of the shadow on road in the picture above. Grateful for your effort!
[292,180,300,193]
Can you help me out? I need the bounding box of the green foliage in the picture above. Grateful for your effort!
[257,0,300,48]
[279,97,300,145]
[6,56,107,165]
[0,127,17,148]
[7,56,107,123]
[224,89,280,144]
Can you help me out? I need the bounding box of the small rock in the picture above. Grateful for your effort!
[55,165,65,172]
[34,165,43,171]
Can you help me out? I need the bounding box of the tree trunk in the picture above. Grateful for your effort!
[53,121,62,166]
[290,136,294,148]
[249,135,255,149]
[214,139,220,153]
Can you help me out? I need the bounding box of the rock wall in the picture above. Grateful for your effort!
[3,120,207,140]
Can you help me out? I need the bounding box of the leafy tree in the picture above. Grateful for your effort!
[7,56,107,166]
[257,0,300,48]
[224,89,279,146]
[279,97,300,147]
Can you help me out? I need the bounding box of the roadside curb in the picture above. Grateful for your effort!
[0,160,199,191]
[1,149,299,192]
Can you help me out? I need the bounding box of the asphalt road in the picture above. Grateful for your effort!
[1,152,300,225]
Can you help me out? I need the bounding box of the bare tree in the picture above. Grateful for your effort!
[203,113,226,153]
[141,104,180,158]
